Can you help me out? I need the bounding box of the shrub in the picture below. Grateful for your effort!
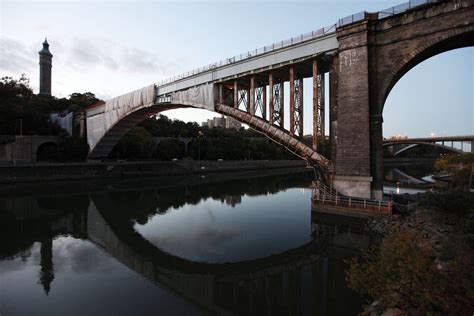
[56,136,89,162]
[422,190,474,217]
[346,229,474,314]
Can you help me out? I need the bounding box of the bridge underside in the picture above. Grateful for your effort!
[89,105,184,159]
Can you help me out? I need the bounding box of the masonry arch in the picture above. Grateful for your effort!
[380,31,474,110]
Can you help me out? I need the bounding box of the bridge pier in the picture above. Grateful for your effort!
[332,21,380,198]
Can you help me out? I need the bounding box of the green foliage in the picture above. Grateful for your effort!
[435,153,474,188]
[139,115,199,138]
[422,190,474,218]
[346,229,474,314]
[114,127,155,160]
[113,114,298,161]
[56,136,89,162]
[0,75,101,136]
[156,139,185,160]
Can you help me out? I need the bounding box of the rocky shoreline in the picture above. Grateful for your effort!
[357,191,473,316]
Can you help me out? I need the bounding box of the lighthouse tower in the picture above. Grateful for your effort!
[39,38,53,96]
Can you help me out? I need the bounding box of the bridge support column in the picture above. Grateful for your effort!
[250,76,256,116]
[269,72,274,125]
[234,81,238,109]
[313,59,325,151]
[290,66,304,137]
[329,56,338,162]
[290,66,295,136]
[218,85,223,104]
[331,20,374,199]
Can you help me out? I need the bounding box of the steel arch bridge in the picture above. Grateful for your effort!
[85,0,474,200]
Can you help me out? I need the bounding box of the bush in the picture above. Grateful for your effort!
[422,190,474,217]
[114,127,155,160]
[56,136,89,162]
[346,229,474,314]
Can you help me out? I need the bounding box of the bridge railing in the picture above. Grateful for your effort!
[311,181,393,214]
[338,0,441,26]
[156,0,441,89]
[156,23,337,88]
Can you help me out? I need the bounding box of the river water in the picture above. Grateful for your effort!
[0,169,375,315]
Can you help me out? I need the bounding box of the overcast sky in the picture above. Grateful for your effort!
[1,0,472,138]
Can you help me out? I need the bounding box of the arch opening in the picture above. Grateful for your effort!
[382,41,473,187]
[36,142,58,162]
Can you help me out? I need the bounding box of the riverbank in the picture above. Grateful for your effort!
[0,163,312,197]
[349,190,474,315]
[0,160,308,184]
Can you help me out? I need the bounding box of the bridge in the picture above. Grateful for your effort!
[85,0,474,199]
[384,135,474,157]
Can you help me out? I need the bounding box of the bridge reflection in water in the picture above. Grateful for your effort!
[0,171,377,315]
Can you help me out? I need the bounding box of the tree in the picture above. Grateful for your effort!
[435,153,474,189]
[0,75,102,136]
[346,229,474,315]
[56,136,89,162]
[114,127,155,160]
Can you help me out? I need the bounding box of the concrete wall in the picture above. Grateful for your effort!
[0,160,307,183]
[0,136,59,164]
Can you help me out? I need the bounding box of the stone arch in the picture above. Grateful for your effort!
[378,27,474,110]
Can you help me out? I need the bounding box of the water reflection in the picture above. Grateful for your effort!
[0,169,373,315]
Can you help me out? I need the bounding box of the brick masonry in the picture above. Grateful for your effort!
[332,0,474,198]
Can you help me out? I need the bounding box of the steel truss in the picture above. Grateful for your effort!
[292,77,304,137]
[316,73,325,143]
[313,60,325,151]
[238,88,249,112]
[254,84,266,120]
[271,79,284,127]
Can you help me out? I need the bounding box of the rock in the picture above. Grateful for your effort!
[382,308,403,316]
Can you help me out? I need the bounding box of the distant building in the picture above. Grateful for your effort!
[225,195,242,207]
[225,116,241,130]
[39,38,53,96]
[202,115,241,130]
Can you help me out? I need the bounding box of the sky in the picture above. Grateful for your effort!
[1,0,472,138]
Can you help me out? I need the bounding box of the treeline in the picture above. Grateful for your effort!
[1,76,96,161]
[0,75,99,135]
[111,115,299,161]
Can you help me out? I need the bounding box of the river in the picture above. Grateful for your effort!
[0,169,376,315]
